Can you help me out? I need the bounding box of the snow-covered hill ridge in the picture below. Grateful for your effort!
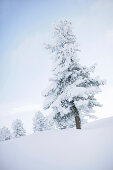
[0,117,113,170]
[83,116,113,129]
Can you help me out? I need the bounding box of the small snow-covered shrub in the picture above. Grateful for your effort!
[12,119,26,138]
[33,111,48,132]
[0,127,12,141]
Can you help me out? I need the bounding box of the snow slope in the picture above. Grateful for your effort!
[0,117,113,170]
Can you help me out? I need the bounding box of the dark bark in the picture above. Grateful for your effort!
[70,101,81,129]
[75,113,81,129]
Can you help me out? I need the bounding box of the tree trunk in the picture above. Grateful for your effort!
[75,113,81,129]
[70,101,81,129]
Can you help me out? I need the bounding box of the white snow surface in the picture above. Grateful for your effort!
[0,117,113,170]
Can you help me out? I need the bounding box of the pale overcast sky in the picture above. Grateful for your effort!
[0,0,113,133]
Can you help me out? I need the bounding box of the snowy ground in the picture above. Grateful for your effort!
[0,117,113,170]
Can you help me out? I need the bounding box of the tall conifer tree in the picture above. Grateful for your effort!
[43,19,104,129]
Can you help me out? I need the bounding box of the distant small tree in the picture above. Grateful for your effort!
[46,117,55,130]
[0,127,12,141]
[12,119,26,138]
[33,111,48,132]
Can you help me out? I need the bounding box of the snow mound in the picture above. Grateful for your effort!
[0,117,113,170]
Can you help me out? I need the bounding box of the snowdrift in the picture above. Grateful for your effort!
[0,117,113,170]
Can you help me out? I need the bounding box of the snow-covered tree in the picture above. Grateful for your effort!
[0,127,12,141]
[42,19,105,129]
[46,116,55,130]
[53,112,75,129]
[12,119,26,138]
[33,111,48,132]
